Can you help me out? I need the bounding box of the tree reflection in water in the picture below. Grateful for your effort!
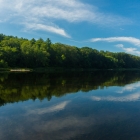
[0,70,140,106]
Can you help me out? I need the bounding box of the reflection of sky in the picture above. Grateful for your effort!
[89,81,140,102]
[26,101,70,115]
[0,98,132,140]
[1,81,140,139]
[91,92,140,102]
[116,82,140,94]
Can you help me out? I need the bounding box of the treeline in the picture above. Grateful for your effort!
[0,33,140,69]
[0,70,140,106]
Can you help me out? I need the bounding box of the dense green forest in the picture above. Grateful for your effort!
[0,33,140,69]
[0,70,140,106]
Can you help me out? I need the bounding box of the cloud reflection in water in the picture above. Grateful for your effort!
[27,101,71,115]
[91,92,140,102]
[116,82,140,94]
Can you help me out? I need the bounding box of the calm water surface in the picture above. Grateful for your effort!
[1,71,140,140]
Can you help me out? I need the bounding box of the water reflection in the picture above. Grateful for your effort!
[1,70,140,105]
[91,92,140,102]
[90,81,140,102]
[1,71,140,139]
[27,101,71,115]
[116,82,140,93]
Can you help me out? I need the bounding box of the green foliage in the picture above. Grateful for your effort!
[0,60,8,68]
[1,33,140,69]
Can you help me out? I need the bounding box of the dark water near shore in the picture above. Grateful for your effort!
[1,70,140,140]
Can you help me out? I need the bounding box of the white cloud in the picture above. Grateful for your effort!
[115,43,140,55]
[90,37,140,47]
[25,23,71,38]
[115,44,124,48]
[122,47,140,55]
[0,0,131,37]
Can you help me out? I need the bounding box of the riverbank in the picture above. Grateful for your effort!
[1,67,140,73]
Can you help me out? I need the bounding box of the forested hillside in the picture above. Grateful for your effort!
[0,33,140,69]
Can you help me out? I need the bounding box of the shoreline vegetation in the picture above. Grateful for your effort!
[0,67,140,73]
[1,33,140,70]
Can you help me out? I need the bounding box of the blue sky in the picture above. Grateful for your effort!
[1,0,140,55]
